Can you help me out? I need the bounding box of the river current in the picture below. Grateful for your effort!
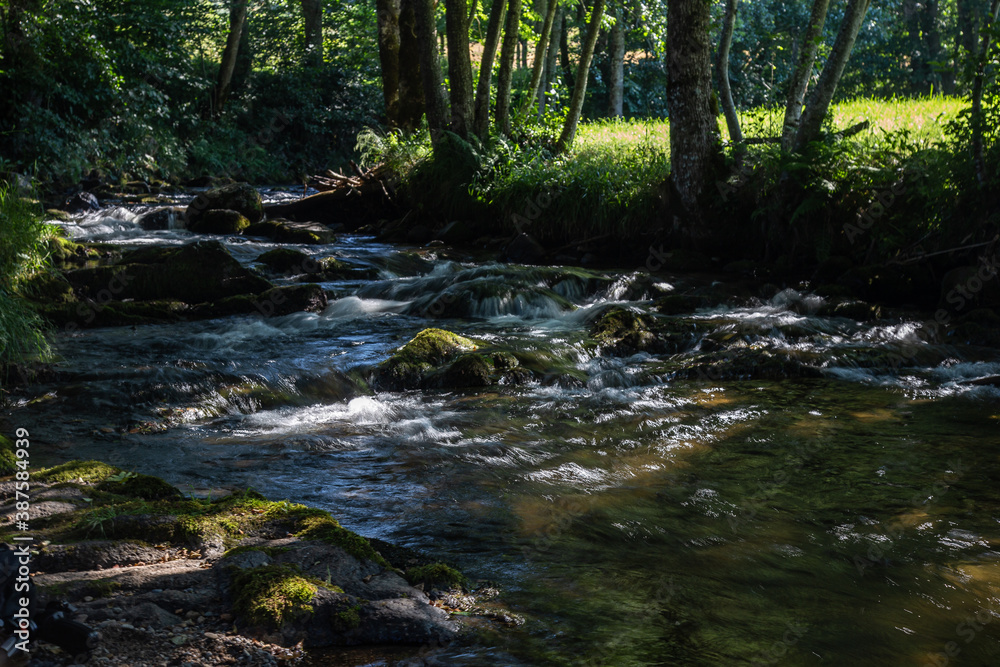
[8,191,1000,665]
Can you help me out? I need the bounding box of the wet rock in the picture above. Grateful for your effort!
[218,543,457,648]
[186,183,263,227]
[256,248,315,273]
[502,233,546,265]
[675,347,823,382]
[817,299,881,321]
[63,191,100,213]
[371,329,479,391]
[653,294,713,315]
[189,208,250,235]
[66,240,271,304]
[197,284,328,318]
[136,206,186,230]
[244,219,335,244]
[591,306,697,356]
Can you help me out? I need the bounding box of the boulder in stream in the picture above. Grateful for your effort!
[65,240,271,304]
[186,183,264,227]
[189,208,251,235]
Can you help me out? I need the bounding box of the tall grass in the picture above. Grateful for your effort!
[0,182,53,376]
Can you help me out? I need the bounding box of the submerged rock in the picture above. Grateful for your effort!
[186,183,264,227]
[136,206,186,230]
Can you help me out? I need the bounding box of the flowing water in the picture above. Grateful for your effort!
[7,193,1000,665]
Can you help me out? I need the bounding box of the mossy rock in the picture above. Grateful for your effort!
[188,209,250,235]
[186,183,263,226]
[45,237,96,266]
[22,272,76,305]
[34,460,122,484]
[372,329,478,391]
[66,241,272,304]
[591,306,694,356]
[404,563,466,590]
[0,436,16,476]
[293,515,389,568]
[257,248,314,273]
[207,283,329,318]
[45,208,74,222]
[231,564,318,628]
[817,299,881,321]
[96,472,182,500]
[37,299,190,329]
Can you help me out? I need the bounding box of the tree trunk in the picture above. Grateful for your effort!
[972,0,1000,186]
[377,0,402,122]
[301,0,323,66]
[415,0,449,139]
[231,10,252,94]
[664,0,721,224]
[397,0,426,130]
[716,0,742,150]
[556,0,606,152]
[522,0,559,117]
[560,10,573,98]
[473,0,507,139]
[607,6,625,118]
[495,0,523,136]
[445,0,475,138]
[780,0,830,150]
[213,0,248,116]
[958,0,986,59]
[793,0,871,152]
[540,5,563,115]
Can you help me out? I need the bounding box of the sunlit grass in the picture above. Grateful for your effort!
[576,95,964,155]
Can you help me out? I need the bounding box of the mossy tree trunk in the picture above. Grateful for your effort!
[473,0,507,140]
[664,0,722,227]
[445,0,475,139]
[415,0,449,141]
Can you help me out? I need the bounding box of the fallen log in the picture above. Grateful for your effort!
[267,163,399,231]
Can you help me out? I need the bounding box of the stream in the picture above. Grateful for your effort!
[7,190,1000,665]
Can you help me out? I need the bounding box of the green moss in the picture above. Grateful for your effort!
[294,515,389,568]
[35,460,121,484]
[404,563,467,590]
[0,436,16,476]
[374,328,478,390]
[231,564,317,628]
[96,473,182,500]
[189,209,250,234]
[224,545,290,559]
[333,603,362,630]
[85,579,122,598]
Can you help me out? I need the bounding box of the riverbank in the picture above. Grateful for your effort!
[0,457,496,666]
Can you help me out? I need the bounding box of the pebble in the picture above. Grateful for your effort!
[84,596,94,602]
[184,610,199,619]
